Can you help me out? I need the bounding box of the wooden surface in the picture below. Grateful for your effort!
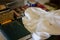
[0,10,14,24]
[0,5,6,10]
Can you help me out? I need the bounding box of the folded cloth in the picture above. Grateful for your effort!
[22,7,60,40]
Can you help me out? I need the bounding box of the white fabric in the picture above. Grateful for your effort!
[22,7,60,40]
[22,7,41,32]
[32,32,50,40]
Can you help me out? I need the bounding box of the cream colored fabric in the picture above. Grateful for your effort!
[22,7,60,35]
[22,7,41,32]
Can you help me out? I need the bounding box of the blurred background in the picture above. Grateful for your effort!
[0,0,60,40]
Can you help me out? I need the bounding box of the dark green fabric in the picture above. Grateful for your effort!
[1,20,30,40]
